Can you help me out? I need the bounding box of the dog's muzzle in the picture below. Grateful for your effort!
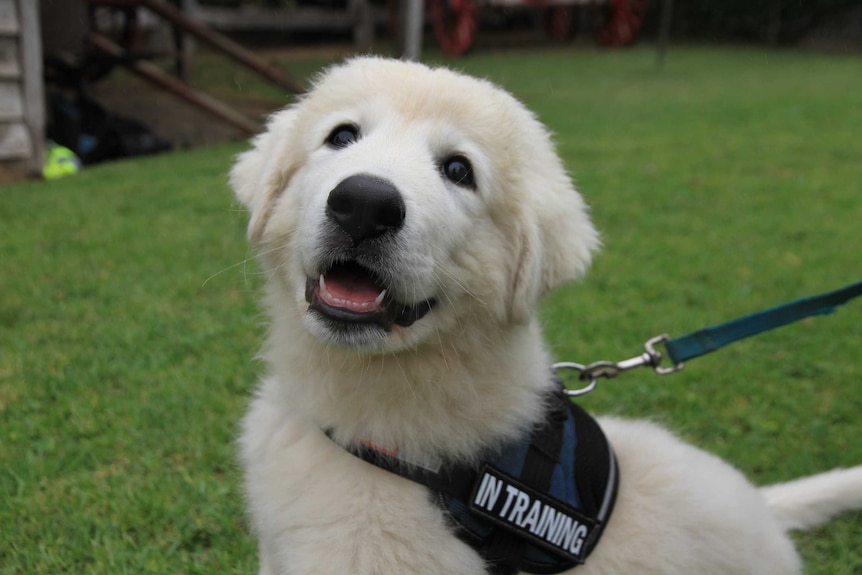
[305,175,436,332]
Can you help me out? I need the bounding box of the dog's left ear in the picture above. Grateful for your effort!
[230,107,299,244]
[508,143,599,323]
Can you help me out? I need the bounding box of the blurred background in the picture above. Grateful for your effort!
[2,0,861,181]
[2,2,861,574]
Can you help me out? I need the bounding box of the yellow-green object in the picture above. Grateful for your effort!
[43,145,81,180]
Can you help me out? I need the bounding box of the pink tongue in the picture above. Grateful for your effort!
[320,267,385,310]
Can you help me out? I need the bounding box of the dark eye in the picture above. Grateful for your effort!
[326,124,359,148]
[441,155,476,189]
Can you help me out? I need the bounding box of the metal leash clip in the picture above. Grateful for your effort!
[554,334,684,397]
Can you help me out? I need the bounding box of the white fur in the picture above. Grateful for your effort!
[231,57,862,575]
[762,466,862,531]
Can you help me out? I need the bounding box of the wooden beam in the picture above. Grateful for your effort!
[88,0,303,94]
[88,32,261,135]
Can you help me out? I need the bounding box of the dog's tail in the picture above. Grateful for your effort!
[761,466,862,531]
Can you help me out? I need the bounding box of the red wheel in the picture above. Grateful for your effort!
[430,0,479,56]
[544,5,575,43]
[593,0,647,47]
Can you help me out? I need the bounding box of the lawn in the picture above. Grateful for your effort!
[1,46,861,574]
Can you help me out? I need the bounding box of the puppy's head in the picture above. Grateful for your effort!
[231,57,598,352]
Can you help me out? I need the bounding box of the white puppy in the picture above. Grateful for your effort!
[231,57,862,575]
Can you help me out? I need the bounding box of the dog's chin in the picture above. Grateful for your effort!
[302,309,391,348]
[302,264,437,349]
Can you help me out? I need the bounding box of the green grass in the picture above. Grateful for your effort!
[0,146,259,573]
[2,47,861,573]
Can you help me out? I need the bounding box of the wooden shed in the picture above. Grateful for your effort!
[0,0,44,177]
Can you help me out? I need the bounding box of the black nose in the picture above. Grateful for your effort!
[326,175,406,244]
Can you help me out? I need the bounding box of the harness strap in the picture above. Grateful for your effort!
[347,439,475,500]
[330,385,618,574]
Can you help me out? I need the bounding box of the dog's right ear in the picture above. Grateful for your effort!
[230,108,299,244]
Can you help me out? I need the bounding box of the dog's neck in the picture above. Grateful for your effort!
[263,314,557,463]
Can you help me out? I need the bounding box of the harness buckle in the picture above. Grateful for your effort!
[554,335,684,396]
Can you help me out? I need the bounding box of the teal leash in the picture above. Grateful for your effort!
[664,280,862,365]
[555,279,862,396]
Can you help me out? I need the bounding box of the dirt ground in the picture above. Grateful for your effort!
[88,74,252,152]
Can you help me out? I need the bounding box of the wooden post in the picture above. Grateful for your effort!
[18,0,43,172]
[655,0,674,69]
[350,0,373,49]
[174,0,197,82]
[402,0,424,61]
[767,0,782,47]
[0,0,44,176]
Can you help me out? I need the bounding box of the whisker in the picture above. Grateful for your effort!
[434,264,485,306]
[201,241,288,288]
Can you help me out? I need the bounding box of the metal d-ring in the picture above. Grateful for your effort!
[553,362,599,397]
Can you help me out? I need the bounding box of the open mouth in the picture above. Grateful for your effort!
[305,261,436,330]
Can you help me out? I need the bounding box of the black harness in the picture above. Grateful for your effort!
[331,383,618,574]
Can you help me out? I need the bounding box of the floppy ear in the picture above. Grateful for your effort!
[230,107,299,244]
[508,150,599,323]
